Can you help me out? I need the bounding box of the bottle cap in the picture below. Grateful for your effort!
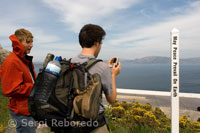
[55,56,61,61]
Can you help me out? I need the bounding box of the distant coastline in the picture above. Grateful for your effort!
[34,56,200,65]
[119,56,200,64]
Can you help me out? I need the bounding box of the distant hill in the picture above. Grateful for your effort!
[121,56,200,64]
[34,56,200,65]
[132,56,170,64]
[181,57,200,64]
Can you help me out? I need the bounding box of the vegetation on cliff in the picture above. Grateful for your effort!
[0,81,10,132]
[105,100,200,132]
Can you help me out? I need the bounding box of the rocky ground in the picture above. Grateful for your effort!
[0,44,11,66]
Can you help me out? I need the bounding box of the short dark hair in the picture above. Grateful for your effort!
[79,24,106,48]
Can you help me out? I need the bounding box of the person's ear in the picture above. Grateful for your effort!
[94,42,100,47]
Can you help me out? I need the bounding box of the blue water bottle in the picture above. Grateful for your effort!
[45,56,61,75]
[31,56,62,102]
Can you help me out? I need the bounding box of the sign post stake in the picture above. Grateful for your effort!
[171,28,180,133]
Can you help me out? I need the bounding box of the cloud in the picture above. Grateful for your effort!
[0,22,20,37]
[0,24,60,44]
[30,28,60,44]
[41,0,140,32]
[32,42,81,62]
[106,1,200,58]
[0,0,61,47]
[1,0,200,61]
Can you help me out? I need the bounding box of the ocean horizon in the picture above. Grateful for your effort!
[34,63,200,94]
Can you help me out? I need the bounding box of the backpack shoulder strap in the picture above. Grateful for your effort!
[85,58,102,70]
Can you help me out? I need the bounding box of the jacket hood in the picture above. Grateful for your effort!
[9,34,25,56]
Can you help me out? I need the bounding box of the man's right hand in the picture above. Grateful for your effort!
[111,62,121,77]
[106,61,121,104]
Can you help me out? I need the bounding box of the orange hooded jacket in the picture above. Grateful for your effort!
[0,35,37,116]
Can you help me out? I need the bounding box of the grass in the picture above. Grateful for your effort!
[0,80,11,132]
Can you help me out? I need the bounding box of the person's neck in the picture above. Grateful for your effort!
[81,48,95,56]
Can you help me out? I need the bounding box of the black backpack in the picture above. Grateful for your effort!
[28,58,102,123]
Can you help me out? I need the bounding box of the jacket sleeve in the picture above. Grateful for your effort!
[0,61,33,97]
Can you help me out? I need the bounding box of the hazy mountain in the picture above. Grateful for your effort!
[181,57,200,64]
[121,56,200,64]
[132,56,170,64]
[34,56,200,65]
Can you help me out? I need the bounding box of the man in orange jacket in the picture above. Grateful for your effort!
[0,29,37,133]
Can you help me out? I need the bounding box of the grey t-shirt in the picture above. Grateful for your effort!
[71,54,113,113]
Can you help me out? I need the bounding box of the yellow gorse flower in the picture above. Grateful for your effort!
[0,124,4,133]
[105,100,200,132]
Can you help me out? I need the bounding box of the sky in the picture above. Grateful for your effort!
[0,0,200,62]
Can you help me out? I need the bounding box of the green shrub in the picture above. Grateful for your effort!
[0,80,11,132]
[105,100,200,132]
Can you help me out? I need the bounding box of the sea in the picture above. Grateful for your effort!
[34,63,200,94]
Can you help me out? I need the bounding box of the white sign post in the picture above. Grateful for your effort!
[171,28,180,133]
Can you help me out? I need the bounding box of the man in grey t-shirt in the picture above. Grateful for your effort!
[71,24,121,133]
[71,54,113,114]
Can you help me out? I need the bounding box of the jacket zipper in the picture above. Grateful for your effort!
[28,67,35,84]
